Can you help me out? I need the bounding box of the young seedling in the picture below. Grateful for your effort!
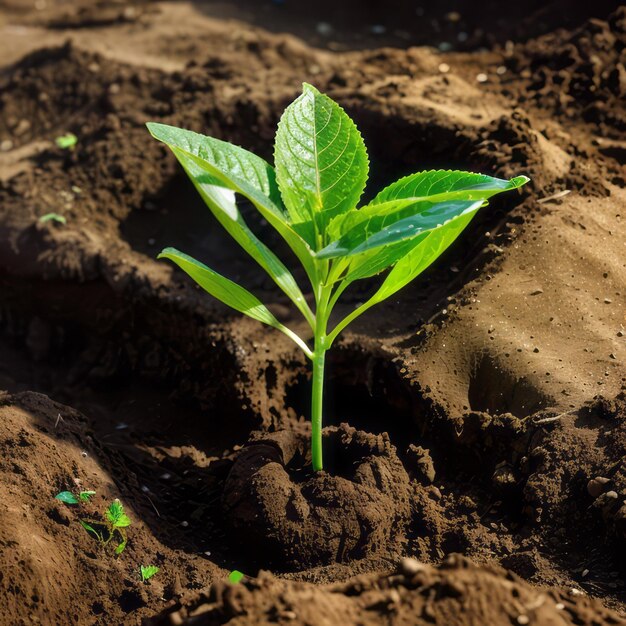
[228,570,244,584]
[39,212,67,225]
[80,500,132,555]
[148,84,529,472]
[55,132,77,150]
[55,489,96,504]
[140,565,160,582]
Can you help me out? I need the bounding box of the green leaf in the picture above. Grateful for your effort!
[39,213,67,225]
[114,533,127,555]
[79,520,102,542]
[55,491,78,504]
[55,133,77,149]
[79,490,96,502]
[158,247,313,357]
[343,235,428,283]
[106,501,132,528]
[320,172,528,259]
[326,211,478,346]
[228,570,244,584]
[318,199,483,259]
[140,565,160,581]
[274,83,368,236]
[147,123,317,283]
[372,170,529,205]
[372,210,477,306]
[146,123,281,204]
[166,149,314,327]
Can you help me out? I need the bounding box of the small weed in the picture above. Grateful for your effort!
[55,490,96,504]
[39,213,67,225]
[79,499,132,555]
[228,570,244,584]
[55,133,77,150]
[140,565,160,582]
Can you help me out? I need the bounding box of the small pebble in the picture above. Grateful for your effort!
[604,298,612,304]
[476,73,488,83]
[517,616,529,625]
[0,139,13,151]
[587,477,610,498]
[582,569,589,578]
[400,557,425,576]
[605,490,618,499]
[181,520,189,527]
[496,65,507,75]
[555,603,565,610]
[438,63,450,73]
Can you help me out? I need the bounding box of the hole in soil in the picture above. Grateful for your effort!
[468,354,548,417]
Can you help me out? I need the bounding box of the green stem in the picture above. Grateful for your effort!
[311,334,326,471]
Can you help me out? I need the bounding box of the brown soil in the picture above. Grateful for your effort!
[0,1,624,625]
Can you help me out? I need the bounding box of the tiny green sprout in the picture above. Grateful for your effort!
[147,83,529,472]
[55,489,96,504]
[228,570,244,584]
[80,499,132,555]
[140,565,160,582]
[55,133,77,149]
[39,212,67,225]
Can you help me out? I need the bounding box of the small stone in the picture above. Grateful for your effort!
[496,65,507,75]
[530,288,543,295]
[181,520,189,527]
[476,73,488,83]
[400,557,425,576]
[604,298,612,304]
[438,63,450,73]
[587,477,610,498]
[430,486,442,500]
[555,603,565,610]
[605,490,618,499]
[570,588,584,596]
[0,139,13,151]
[582,569,589,577]
[517,616,530,625]
[617,330,624,337]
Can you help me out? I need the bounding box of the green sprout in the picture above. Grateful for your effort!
[55,489,96,504]
[80,499,132,555]
[39,212,67,225]
[228,570,244,584]
[147,83,529,472]
[140,565,160,582]
[55,133,77,150]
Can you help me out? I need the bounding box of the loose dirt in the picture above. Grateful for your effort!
[0,1,624,624]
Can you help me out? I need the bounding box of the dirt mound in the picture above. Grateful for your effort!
[0,391,223,625]
[222,424,412,569]
[147,555,624,626]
